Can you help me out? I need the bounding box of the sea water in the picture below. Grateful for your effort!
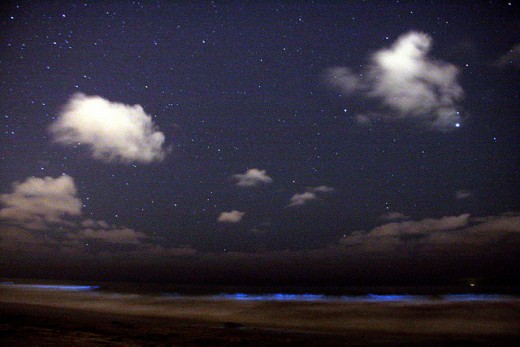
[2,279,519,335]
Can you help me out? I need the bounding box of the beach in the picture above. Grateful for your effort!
[1,284,520,346]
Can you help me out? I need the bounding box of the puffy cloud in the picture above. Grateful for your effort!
[287,185,334,207]
[218,210,245,223]
[69,227,147,244]
[495,43,520,69]
[232,168,273,187]
[0,175,82,230]
[49,93,168,164]
[325,31,464,131]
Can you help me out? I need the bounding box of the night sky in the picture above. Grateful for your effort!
[1,1,519,286]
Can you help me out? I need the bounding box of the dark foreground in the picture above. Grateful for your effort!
[2,303,519,346]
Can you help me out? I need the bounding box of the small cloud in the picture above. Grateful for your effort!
[218,210,245,223]
[325,31,464,131]
[310,185,335,193]
[0,175,82,230]
[49,93,168,164]
[288,192,317,207]
[324,66,362,94]
[495,43,520,69]
[380,212,410,221]
[455,190,473,200]
[69,227,147,244]
[287,185,334,207]
[354,114,372,125]
[232,168,273,187]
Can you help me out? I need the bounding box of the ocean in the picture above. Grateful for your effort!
[2,279,520,345]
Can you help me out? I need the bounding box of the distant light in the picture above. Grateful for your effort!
[455,123,460,128]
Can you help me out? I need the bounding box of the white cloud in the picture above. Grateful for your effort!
[325,31,464,131]
[232,168,273,187]
[70,227,147,244]
[287,186,334,207]
[218,210,245,223]
[0,175,82,230]
[287,192,317,207]
[49,93,168,163]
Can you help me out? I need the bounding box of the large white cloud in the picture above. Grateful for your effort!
[49,93,168,163]
[232,168,273,187]
[0,175,82,230]
[325,31,464,131]
[218,210,245,223]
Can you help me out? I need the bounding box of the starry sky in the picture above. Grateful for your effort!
[1,1,519,286]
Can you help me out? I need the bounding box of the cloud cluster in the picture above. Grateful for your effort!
[0,175,151,248]
[232,168,273,187]
[49,93,168,164]
[218,210,245,223]
[325,31,464,130]
[287,185,334,207]
[0,175,82,230]
[339,212,520,254]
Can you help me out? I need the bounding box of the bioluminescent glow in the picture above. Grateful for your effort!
[363,294,419,302]
[216,293,326,301]
[0,283,100,291]
[205,292,518,303]
[442,294,515,302]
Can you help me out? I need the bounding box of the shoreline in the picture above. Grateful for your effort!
[2,293,520,346]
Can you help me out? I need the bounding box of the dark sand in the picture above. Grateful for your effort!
[1,287,520,346]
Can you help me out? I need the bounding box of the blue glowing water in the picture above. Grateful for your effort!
[1,282,517,303]
[210,292,516,303]
[0,283,100,292]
